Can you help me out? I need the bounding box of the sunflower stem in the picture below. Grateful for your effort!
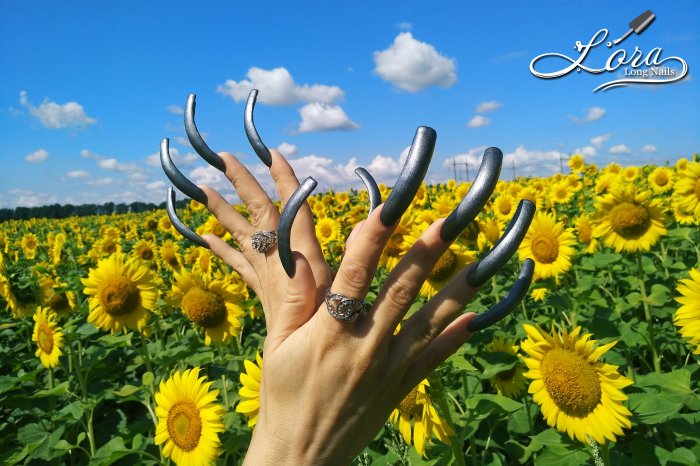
[434,378,466,466]
[635,252,661,373]
[221,374,230,410]
[87,407,96,457]
[601,441,610,466]
[48,366,54,390]
[139,332,154,374]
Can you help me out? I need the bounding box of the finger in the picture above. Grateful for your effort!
[219,151,279,228]
[392,263,481,364]
[344,220,366,251]
[370,219,451,335]
[266,251,317,351]
[400,312,476,393]
[269,150,329,290]
[203,234,260,296]
[323,204,394,330]
[199,185,255,249]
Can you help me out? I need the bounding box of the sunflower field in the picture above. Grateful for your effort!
[1,155,700,466]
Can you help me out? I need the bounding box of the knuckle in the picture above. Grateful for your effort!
[411,316,438,345]
[339,259,372,289]
[384,278,416,310]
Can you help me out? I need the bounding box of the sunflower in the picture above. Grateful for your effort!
[236,352,262,427]
[647,167,675,194]
[674,268,700,354]
[0,255,40,318]
[531,288,548,302]
[160,240,182,270]
[476,218,503,251]
[594,173,619,195]
[622,166,639,182]
[51,232,67,265]
[389,379,454,457]
[155,368,225,466]
[315,217,342,247]
[32,307,64,368]
[170,269,244,345]
[521,324,633,444]
[574,214,598,254]
[484,336,528,398]
[673,162,700,218]
[132,239,158,265]
[518,212,575,283]
[21,233,39,260]
[569,154,585,173]
[550,181,573,205]
[672,200,697,225]
[592,186,667,253]
[492,195,516,220]
[39,275,77,317]
[81,253,158,334]
[197,215,228,239]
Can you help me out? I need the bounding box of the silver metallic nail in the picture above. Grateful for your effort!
[184,94,226,172]
[244,89,272,167]
[166,187,209,248]
[354,167,381,214]
[278,177,317,277]
[160,138,208,205]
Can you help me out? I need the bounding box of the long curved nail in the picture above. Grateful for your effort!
[166,187,209,248]
[160,138,208,205]
[380,126,436,226]
[467,199,535,287]
[244,89,272,167]
[468,258,534,331]
[354,167,381,214]
[278,177,317,277]
[184,94,226,172]
[440,147,502,242]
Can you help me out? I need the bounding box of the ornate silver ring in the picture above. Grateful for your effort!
[325,289,367,322]
[251,230,277,254]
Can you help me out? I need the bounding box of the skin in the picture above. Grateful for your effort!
[200,149,484,464]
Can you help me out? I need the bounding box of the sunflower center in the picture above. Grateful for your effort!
[654,172,668,186]
[609,202,650,239]
[399,386,421,415]
[496,367,516,381]
[48,292,70,312]
[497,200,512,216]
[99,277,140,316]
[182,287,227,328]
[429,250,456,281]
[139,248,154,260]
[555,189,567,200]
[319,223,333,238]
[212,224,226,237]
[146,219,158,230]
[167,401,202,452]
[26,237,37,249]
[541,348,602,417]
[463,221,479,242]
[37,322,54,354]
[530,232,559,264]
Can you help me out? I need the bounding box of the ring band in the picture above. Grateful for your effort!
[251,230,277,253]
[325,289,367,322]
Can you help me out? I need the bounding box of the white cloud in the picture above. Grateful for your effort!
[19,91,96,129]
[609,144,631,154]
[575,145,598,157]
[641,144,657,153]
[298,103,359,133]
[591,133,611,148]
[217,67,344,105]
[80,149,94,158]
[569,106,606,124]
[146,180,166,190]
[25,148,48,163]
[277,142,298,157]
[373,32,457,92]
[167,105,184,115]
[444,145,565,178]
[395,22,413,31]
[145,147,198,168]
[476,101,502,113]
[466,115,491,128]
[8,189,58,208]
[66,170,91,179]
[87,177,116,186]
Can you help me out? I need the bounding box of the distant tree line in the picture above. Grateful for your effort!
[0,199,190,223]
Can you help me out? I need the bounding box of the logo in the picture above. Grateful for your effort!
[530,10,689,92]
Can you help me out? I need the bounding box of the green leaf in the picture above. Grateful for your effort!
[464,394,522,419]
[648,284,671,306]
[475,352,519,379]
[627,292,642,306]
[142,371,154,387]
[446,353,478,372]
[34,381,70,397]
[113,384,142,397]
[654,446,698,466]
[628,392,683,424]
[91,436,135,466]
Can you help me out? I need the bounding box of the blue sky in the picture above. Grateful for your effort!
[1,0,698,208]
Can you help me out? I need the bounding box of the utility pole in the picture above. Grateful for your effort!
[465,162,469,182]
[453,159,457,182]
[512,159,516,179]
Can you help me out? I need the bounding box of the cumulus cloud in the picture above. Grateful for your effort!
[476,101,502,113]
[590,133,611,148]
[167,105,184,115]
[569,106,606,124]
[277,142,298,157]
[145,147,198,168]
[7,188,58,208]
[87,177,116,187]
[25,148,49,163]
[609,144,631,154]
[298,103,359,133]
[395,22,413,31]
[217,67,344,105]
[641,144,657,153]
[19,91,97,129]
[373,32,457,92]
[575,146,598,158]
[146,180,166,190]
[466,115,491,128]
[65,170,91,179]
[444,145,565,178]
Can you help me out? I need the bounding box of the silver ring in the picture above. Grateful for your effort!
[325,289,367,322]
[251,230,277,254]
